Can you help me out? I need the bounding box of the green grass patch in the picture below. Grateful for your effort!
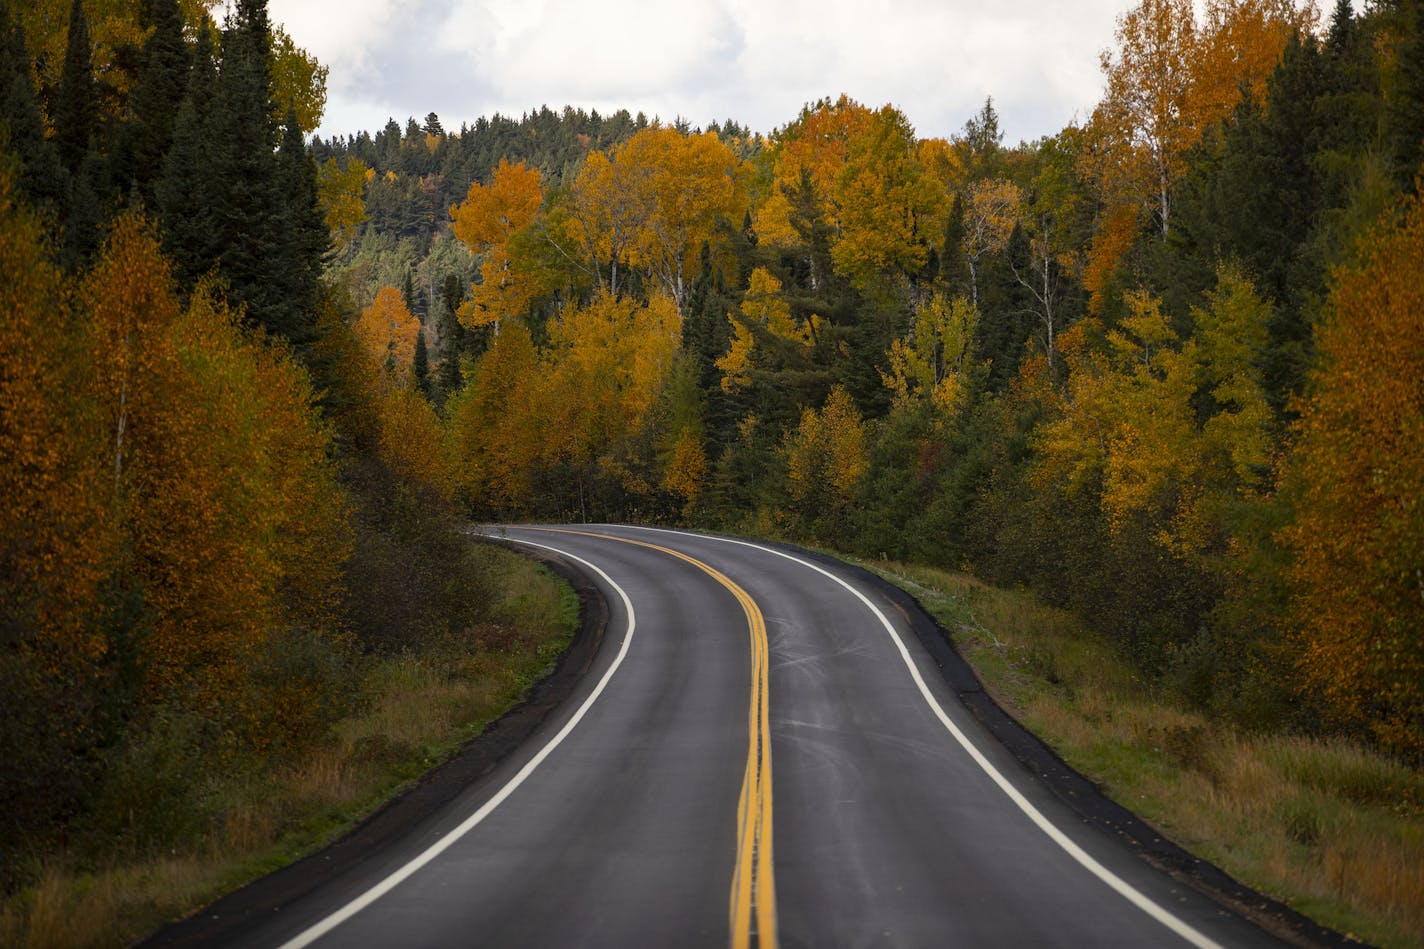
[0,544,577,949]
[858,557,1424,949]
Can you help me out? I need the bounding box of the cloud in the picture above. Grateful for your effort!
[271,0,1133,144]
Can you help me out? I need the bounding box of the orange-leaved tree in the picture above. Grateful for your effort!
[86,219,351,714]
[353,284,421,376]
[0,168,117,835]
[1284,194,1424,756]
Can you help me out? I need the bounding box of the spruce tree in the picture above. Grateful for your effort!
[413,326,430,396]
[0,6,67,209]
[437,273,467,396]
[53,0,96,175]
[274,107,328,350]
[157,22,219,289]
[119,0,188,203]
[1386,0,1424,187]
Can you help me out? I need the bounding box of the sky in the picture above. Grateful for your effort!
[265,0,1143,146]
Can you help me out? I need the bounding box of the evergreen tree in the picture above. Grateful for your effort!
[156,22,219,289]
[274,107,328,350]
[401,266,417,316]
[60,148,105,269]
[117,0,188,203]
[976,223,1035,393]
[210,0,283,330]
[53,0,96,175]
[961,98,1004,180]
[0,5,67,209]
[437,273,467,397]
[1385,0,1424,187]
[413,325,430,395]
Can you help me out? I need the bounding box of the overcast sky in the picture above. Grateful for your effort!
[266,0,1143,145]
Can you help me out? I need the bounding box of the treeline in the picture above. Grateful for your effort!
[0,0,502,883]
[352,0,1422,758]
[308,104,758,328]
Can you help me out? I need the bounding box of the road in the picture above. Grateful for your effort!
[189,525,1294,948]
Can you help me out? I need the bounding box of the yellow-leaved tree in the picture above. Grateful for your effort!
[716,267,821,392]
[882,293,981,416]
[450,159,546,330]
[784,385,868,537]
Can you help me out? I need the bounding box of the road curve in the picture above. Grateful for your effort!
[184,525,1295,948]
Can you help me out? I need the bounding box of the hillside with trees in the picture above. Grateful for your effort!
[1,0,1422,942]
[355,0,1419,757]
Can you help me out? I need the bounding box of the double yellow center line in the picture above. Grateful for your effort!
[537,529,776,949]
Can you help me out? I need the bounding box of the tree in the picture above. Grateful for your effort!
[156,21,219,289]
[413,325,430,394]
[784,385,868,538]
[831,105,945,294]
[116,0,188,203]
[882,293,980,415]
[1384,0,1424,187]
[961,178,1024,308]
[53,0,96,175]
[274,106,330,352]
[715,267,819,392]
[1089,0,1200,239]
[450,158,544,329]
[1087,0,1310,240]
[0,3,66,209]
[624,128,745,312]
[317,157,367,251]
[958,97,1005,179]
[0,169,116,845]
[1284,194,1424,755]
[269,25,327,134]
[354,285,421,374]
[562,148,648,297]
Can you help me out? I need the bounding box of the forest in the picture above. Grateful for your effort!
[1,0,1422,929]
[315,0,1424,758]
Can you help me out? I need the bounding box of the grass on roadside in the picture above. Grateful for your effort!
[0,544,578,949]
[863,559,1424,949]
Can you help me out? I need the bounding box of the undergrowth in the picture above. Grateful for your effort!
[0,543,577,949]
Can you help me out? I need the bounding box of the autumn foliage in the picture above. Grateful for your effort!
[7,0,1424,893]
[1285,194,1424,754]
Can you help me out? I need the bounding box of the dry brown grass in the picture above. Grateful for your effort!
[867,558,1424,949]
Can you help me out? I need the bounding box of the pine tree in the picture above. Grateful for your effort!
[401,266,417,317]
[53,0,96,176]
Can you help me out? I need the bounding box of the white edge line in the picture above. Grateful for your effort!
[619,524,1223,949]
[276,536,635,949]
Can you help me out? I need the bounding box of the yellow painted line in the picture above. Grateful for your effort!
[532,528,777,949]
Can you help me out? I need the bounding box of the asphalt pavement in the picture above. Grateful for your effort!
[150,524,1317,949]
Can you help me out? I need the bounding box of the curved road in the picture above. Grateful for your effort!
[204,525,1291,948]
